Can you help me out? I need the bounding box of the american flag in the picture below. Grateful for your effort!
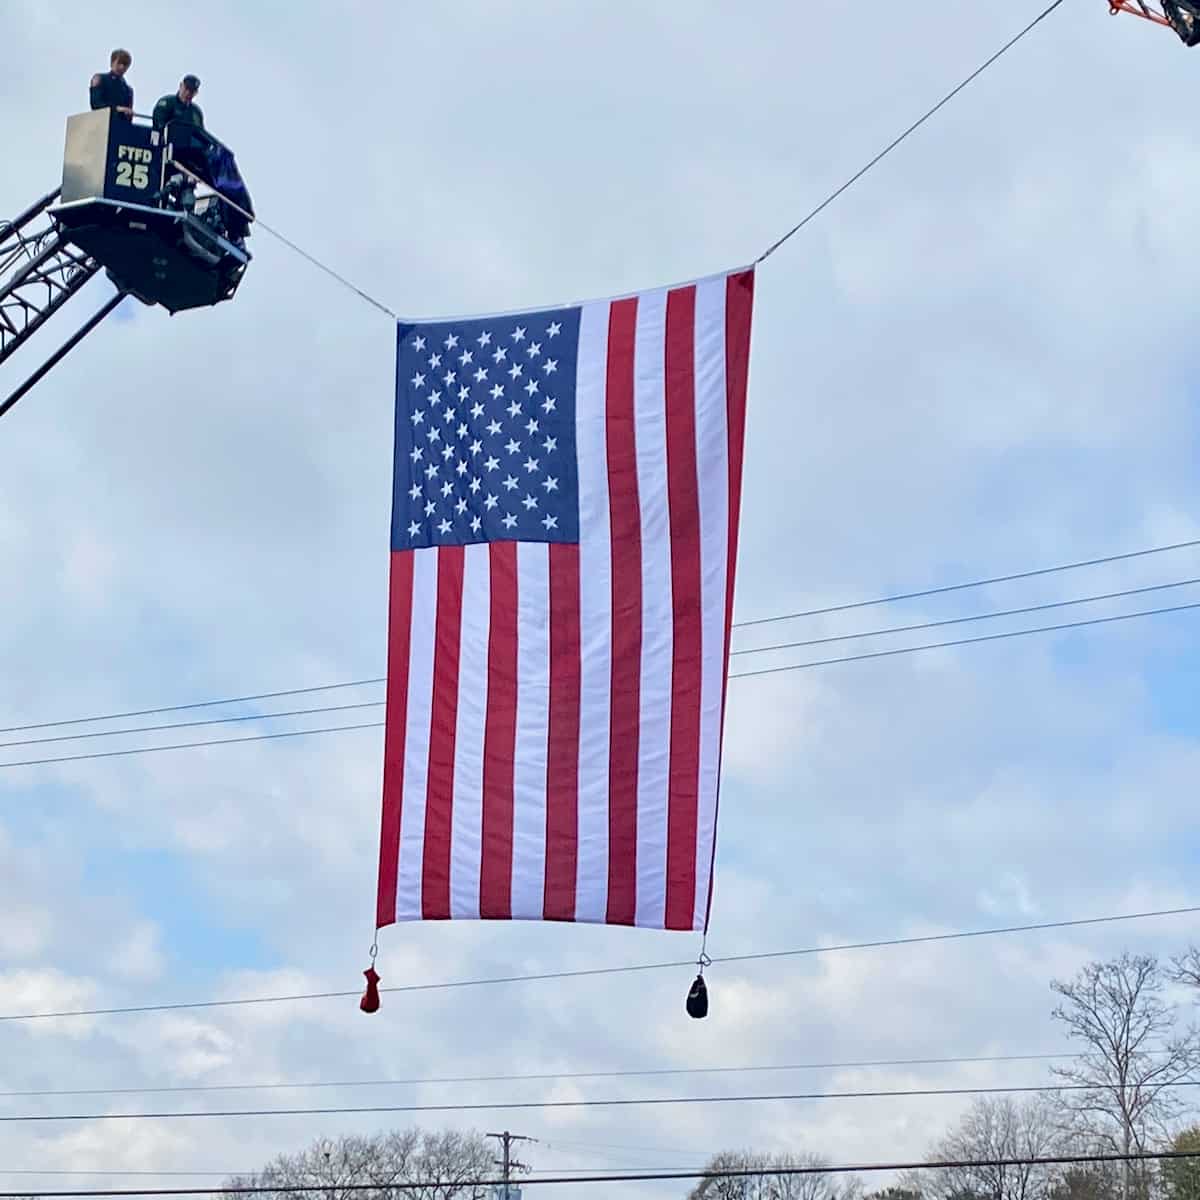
[375,267,754,932]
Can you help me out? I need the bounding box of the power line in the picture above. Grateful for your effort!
[1,1150,1197,1197]
[538,1137,710,1165]
[0,1051,1079,1099]
[6,597,1198,770]
[0,678,388,736]
[0,701,385,750]
[540,1136,711,1160]
[529,1168,711,1178]
[0,1175,250,1181]
[4,576,1193,754]
[755,0,1067,261]
[6,1080,1200,1124]
[541,1163,715,1177]
[712,905,1200,966]
[729,599,1200,680]
[2,902,1195,1024]
[731,577,1200,657]
[5,537,1196,742]
[0,721,384,769]
[0,1171,705,1181]
[734,538,1200,630]
[0,1173,673,1182]
[6,576,1195,756]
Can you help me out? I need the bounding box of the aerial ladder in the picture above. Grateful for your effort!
[1108,1,1200,43]
[0,107,252,419]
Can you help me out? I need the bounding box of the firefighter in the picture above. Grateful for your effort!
[89,49,134,118]
[154,74,210,205]
[152,74,204,132]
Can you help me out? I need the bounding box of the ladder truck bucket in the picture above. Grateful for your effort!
[49,108,251,314]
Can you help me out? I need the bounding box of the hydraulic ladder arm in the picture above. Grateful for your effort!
[0,186,125,420]
[0,187,104,368]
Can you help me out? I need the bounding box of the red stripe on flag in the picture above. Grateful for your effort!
[605,297,642,926]
[480,541,518,919]
[705,267,755,929]
[421,546,465,920]
[721,270,754,683]
[376,551,415,929]
[663,285,703,931]
[544,542,582,921]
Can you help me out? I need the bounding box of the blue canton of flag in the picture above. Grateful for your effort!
[391,308,582,551]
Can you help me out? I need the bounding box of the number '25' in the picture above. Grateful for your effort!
[115,161,149,189]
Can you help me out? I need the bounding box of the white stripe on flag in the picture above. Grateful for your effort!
[396,546,438,921]
[450,542,490,919]
[510,541,551,920]
[632,287,672,929]
[573,299,613,925]
[691,276,730,930]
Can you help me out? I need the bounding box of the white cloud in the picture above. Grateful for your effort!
[109,921,165,983]
[0,968,99,1040]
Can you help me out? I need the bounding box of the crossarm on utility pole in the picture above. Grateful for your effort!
[486,1132,536,1200]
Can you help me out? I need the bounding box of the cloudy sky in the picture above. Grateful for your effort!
[3,2,1200,1198]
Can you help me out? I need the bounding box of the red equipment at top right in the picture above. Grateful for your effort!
[1109,1,1200,45]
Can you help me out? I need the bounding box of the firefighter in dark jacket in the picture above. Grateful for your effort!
[153,74,210,191]
[89,49,133,118]
[152,74,204,132]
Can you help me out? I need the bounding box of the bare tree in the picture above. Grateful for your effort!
[417,1132,500,1200]
[1049,953,1200,1200]
[689,1153,759,1200]
[688,1152,859,1200]
[925,1095,1067,1200]
[1171,949,1200,995]
[225,1130,496,1200]
[761,1154,860,1200]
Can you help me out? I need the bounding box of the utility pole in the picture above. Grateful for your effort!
[486,1131,535,1200]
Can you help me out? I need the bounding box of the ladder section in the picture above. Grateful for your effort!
[0,188,101,368]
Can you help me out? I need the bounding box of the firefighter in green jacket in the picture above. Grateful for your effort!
[154,75,210,207]
[152,74,204,132]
